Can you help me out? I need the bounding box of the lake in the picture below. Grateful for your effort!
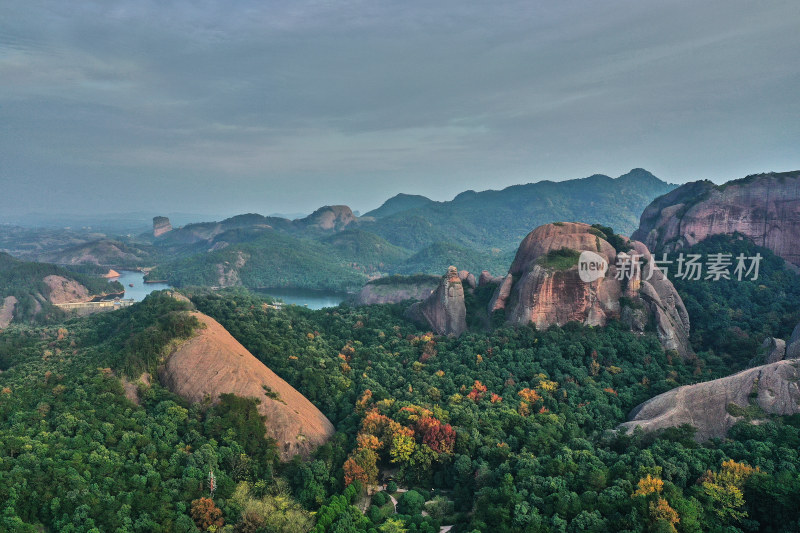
[255,288,348,310]
[111,270,172,302]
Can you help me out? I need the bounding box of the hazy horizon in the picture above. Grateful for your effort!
[2,0,799,218]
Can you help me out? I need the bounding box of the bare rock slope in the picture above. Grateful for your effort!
[160,311,335,459]
[0,296,17,329]
[620,359,800,441]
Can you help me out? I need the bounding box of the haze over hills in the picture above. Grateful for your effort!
[142,169,676,291]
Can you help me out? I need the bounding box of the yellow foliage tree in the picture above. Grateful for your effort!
[632,474,664,498]
[699,459,759,523]
[649,497,680,532]
[389,433,416,464]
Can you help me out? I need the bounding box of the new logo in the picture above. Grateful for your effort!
[578,251,608,282]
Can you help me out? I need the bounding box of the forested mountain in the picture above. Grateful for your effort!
[363,168,676,251]
[140,169,673,292]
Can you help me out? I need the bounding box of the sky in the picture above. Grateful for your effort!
[1,0,799,219]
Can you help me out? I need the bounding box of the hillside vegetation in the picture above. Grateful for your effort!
[0,252,123,324]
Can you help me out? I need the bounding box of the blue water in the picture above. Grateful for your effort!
[255,288,347,310]
[111,270,171,302]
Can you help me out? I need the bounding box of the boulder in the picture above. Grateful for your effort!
[488,273,513,313]
[619,359,800,441]
[458,270,477,289]
[478,270,503,287]
[761,337,786,364]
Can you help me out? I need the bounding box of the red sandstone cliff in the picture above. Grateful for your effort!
[491,222,692,357]
[632,171,800,267]
[159,311,335,460]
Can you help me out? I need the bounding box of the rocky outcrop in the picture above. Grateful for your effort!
[488,274,513,312]
[216,251,248,287]
[490,222,692,357]
[619,359,800,441]
[787,323,800,359]
[0,296,16,329]
[43,275,90,304]
[632,171,800,267]
[160,311,335,460]
[458,270,476,289]
[761,337,786,364]
[298,205,357,231]
[406,266,467,336]
[103,269,121,279]
[478,270,503,287]
[153,216,173,237]
[354,276,439,305]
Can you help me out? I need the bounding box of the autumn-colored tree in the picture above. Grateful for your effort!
[190,498,224,531]
[344,448,379,486]
[518,388,541,403]
[490,393,502,403]
[416,416,456,454]
[536,374,558,393]
[356,389,373,409]
[649,497,680,532]
[467,380,487,401]
[632,474,664,498]
[699,459,759,523]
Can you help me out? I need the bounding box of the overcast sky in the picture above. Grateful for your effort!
[1,0,798,219]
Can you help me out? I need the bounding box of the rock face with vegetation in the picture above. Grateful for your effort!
[153,216,173,237]
[620,359,800,441]
[160,311,335,460]
[632,170,800,267]
[297,205,357,231]
[0,252,123,324]
[42,275,90,304]
[406,266,467,336]
[491,222,692,356]
[354,275,439,305]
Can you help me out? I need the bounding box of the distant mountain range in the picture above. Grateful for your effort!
[3,169,677,292]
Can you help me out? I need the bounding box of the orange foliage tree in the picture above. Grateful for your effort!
[190,498,224,531]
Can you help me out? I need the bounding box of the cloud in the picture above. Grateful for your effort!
[1,0,798,216]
